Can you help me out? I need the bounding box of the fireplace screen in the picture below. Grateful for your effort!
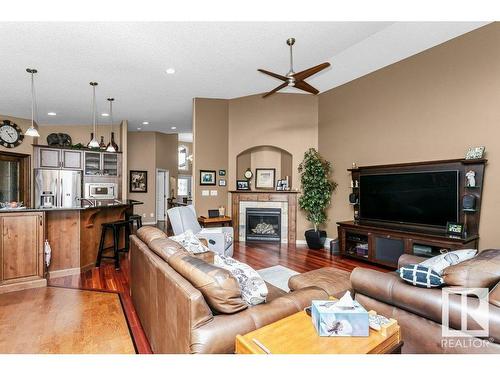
[245,208,281,242]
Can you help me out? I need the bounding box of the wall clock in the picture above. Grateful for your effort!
[244,168,253,180]
[0,120,24,148]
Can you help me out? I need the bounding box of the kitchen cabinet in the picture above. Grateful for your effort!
[35,146,83,170]
[0,212,45,293]
[84,151,120,176]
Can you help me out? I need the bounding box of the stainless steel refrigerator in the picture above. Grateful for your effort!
[34,169,82,208]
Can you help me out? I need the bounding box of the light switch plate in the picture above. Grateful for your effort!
[202,190,209,196]
[210,190,218,196]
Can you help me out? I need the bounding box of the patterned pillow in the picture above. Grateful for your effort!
[420,249,477,275]
[170,230,210,254]
[214,254,268,305]
[399,264,444,288]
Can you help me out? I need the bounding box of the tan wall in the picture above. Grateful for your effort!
[193,98,229,217]
[318,23,500,249]
[127,131,178,223]
[228,93,319,239]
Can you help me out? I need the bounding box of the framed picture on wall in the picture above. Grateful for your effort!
[236,180,250,190]
[255,168,276,190]
[129,170,148,193]
[219,169,226,176]
[218,179,227,187]
[200,170,216,185]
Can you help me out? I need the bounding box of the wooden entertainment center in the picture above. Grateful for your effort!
[338,158,486,268]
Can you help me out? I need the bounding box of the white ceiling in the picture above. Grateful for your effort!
[0,22,488,133]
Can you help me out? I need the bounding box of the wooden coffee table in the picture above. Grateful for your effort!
[235,311,401,354]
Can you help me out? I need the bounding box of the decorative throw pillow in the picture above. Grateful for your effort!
[214,254,268,306]
[399,264,444,288]
[170,230,211,254]
[420,249,477,275]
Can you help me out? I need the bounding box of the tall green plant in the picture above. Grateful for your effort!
[298,148,337,231]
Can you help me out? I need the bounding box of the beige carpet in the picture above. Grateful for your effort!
[0,287,135,354]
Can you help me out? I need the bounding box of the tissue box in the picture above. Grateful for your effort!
[311,299,369,337]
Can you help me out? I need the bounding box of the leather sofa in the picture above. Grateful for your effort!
[129,226,329,354]
[351,252,500,353]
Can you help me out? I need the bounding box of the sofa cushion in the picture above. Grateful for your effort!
[399,264,444,288]
[168,253,247,314]
[288,267,351,298]
[214,254,268,306]
[148,237,188,262]
[420,249,477,275]
[136,226,168,245]
[442,249,500,288]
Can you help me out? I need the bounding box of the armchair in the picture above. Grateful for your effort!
[166,205,233,257]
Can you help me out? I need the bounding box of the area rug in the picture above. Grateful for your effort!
[257,265,300,292]
[0,286,136,354]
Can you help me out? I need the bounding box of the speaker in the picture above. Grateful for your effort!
[463,194,476,210]
[349,193,358,204]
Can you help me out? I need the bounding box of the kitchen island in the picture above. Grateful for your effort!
[0,200,142,293]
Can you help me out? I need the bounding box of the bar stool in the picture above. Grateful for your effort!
[96,220,133,269]
[127,214,143,230]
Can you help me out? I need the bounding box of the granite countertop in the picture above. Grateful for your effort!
[0,200,143,213]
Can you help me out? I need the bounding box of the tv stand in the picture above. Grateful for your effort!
[337,220,478,269]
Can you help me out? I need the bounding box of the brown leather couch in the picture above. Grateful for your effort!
[351,252,500,353]
[129,227,329,354]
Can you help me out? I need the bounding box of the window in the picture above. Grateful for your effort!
[177,175,192,197]
[178,145,188,171]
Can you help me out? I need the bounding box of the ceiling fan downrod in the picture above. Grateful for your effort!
[286,38,296,86]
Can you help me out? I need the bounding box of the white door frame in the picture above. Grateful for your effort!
[156,168,169,222]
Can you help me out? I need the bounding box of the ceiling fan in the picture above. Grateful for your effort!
[258,38,331,98]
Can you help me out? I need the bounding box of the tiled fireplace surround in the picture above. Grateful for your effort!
[231,191,297,244]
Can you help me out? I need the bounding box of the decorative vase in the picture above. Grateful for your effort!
[99,136,106,150]
[304,229,327,250]
[106,132,119,152]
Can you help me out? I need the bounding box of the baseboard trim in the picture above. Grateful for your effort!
[142,220,157,225]
[48,267,81,279]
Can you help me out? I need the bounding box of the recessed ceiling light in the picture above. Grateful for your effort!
[166,68,175,74]
[101,113,109,117]
[142,121,149,125]
[137,127,142,130]
[47,112,56,116]
[171,126,177,130]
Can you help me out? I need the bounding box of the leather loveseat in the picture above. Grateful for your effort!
[129,226,329,353]
[351,252,500,353]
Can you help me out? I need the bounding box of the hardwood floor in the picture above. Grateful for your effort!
[48,224,389,354]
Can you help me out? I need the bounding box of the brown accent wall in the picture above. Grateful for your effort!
[318,23,500,249]
[127,131,178,222]
[193,98,229,217]
[227,93,319,240]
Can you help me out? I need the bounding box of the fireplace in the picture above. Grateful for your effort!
[245,208,281,242]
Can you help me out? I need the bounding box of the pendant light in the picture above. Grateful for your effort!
[106,98,118,152]
[87,82,100,149]
[25,68,40,137]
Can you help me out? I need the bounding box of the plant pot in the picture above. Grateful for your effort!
[305,229,327,250]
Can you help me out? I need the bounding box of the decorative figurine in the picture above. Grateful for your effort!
[466,170,476,187]
[354,180,359,188]
[352,162,357,169]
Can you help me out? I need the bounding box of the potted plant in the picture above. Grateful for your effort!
[298,148,337,249]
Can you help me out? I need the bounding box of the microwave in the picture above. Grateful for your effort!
[84,183,117,200]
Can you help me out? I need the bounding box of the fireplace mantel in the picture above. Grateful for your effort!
[231,191,297,244]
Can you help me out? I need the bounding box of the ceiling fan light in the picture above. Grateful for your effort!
[25,126,40,137]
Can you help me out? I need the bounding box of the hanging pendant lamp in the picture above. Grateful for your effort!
[25,68,40,137]
[88,82,100,148]
[106,98,117,152]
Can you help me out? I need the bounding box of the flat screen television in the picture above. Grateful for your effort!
[359,171,459,227]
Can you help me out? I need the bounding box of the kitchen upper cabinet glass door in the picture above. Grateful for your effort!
[84,151,101,175]
[62,150,83,170]
[39,148,61,168]
[102,153,118,176]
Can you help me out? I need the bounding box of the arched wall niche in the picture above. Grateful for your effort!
[236,145,293,188]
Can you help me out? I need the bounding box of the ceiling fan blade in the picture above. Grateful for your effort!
[262,82,288,98]
[258,69,287,81]
[293,62,331,81]
[294,80,320,95]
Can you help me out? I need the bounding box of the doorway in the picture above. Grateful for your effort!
[156,169,169,222]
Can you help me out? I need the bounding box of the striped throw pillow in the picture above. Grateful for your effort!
[399,264,444,288]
